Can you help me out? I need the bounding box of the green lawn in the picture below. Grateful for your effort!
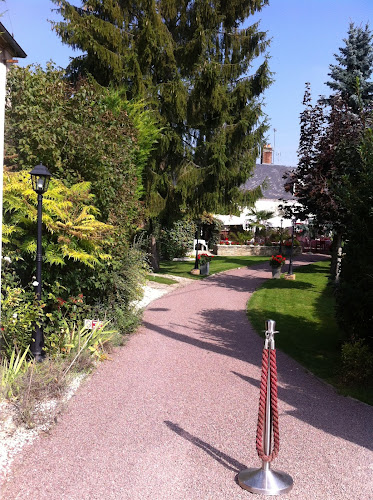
[158,256,269,279]
[247,261,372,405]
[146,275,178,285]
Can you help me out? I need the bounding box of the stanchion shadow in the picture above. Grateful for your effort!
[164,421,247,473]
[231,365,373,451]
[231,371,260,389]
[144,256,372,451]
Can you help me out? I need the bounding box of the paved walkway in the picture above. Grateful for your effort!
[2,256,373,499]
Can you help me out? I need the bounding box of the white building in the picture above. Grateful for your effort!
[0,24,27,319]
[216,145,299,231]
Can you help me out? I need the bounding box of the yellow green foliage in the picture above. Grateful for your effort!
[3,172,113,268]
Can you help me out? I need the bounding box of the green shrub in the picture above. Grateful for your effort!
[0,258,43,357]
[228,230,253,244]
[160,220,196,260]
[5,65,145,230]
[1,347,30,399]
[340,339,373,385]
[336,239,373,346]
[10,358,70,427]
[83,244,149,334]
[3,172,113,271]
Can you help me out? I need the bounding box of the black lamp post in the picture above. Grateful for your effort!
[287,218,296,276]
[279,218,284,254]
[30,163,52,361]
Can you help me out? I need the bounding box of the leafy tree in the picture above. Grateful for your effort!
[326,22,373,110]
[5,64,159,233]
[290,24,373,276]
[51,0,272,223]
[286,83,366,280]
[285,24,373,350]
[336,126,373,346]
[4,65,157,332]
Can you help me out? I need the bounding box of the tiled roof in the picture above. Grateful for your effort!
[241,164,295,200]
[0,23,27,58]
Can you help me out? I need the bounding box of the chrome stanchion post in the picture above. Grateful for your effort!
[262,320,273,475]
[238,320,293,496]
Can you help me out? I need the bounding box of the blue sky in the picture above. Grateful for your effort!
[3,0,372,166]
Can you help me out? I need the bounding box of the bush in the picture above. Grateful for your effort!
[228,230,253,245]
[9,358,70,427]
[0,258,43,357]
[3,172,113,273]
[1,347,30,399]
[82,244,149,334]
[340,339,373,386]
[5,65,144,230]
[160,220,196,260]
[1,242,148,362]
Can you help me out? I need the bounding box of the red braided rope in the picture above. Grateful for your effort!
[255,348,280,462]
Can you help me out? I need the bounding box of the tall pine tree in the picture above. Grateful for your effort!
[326,22,373,110]
[51,0,272,223]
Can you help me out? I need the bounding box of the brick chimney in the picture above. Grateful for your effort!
[262,144,273,164]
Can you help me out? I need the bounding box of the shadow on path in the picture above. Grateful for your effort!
[231,367,373,452]
[164,421,246,473]
[145,289,373,452]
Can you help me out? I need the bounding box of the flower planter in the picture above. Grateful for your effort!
[271,267,282,279]
[200,262,210,275]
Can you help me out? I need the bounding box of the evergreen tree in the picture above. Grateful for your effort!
[336,125,373,346]
[51,0,272,223]
[326,22,373,110]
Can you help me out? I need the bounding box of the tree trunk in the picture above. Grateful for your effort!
[330,232,343,282]
[148,234,160,272]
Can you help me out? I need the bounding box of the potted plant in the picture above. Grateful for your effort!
[198,253,214,275]
[269,254,286,279]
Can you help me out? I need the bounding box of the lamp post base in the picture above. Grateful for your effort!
[238,467,293,496]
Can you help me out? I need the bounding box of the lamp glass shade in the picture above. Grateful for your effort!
[30,163,52,194]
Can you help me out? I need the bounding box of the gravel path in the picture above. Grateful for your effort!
[2,255,372,500]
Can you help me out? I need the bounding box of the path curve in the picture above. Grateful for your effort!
[2,255,373,500]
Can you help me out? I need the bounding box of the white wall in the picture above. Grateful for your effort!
[216,198,300,230]
[0,50,9,319]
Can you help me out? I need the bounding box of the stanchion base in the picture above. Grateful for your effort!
[238,467,293,496]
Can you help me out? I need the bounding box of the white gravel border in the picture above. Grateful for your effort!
[0,373,87,483]
[0,277,190,483]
